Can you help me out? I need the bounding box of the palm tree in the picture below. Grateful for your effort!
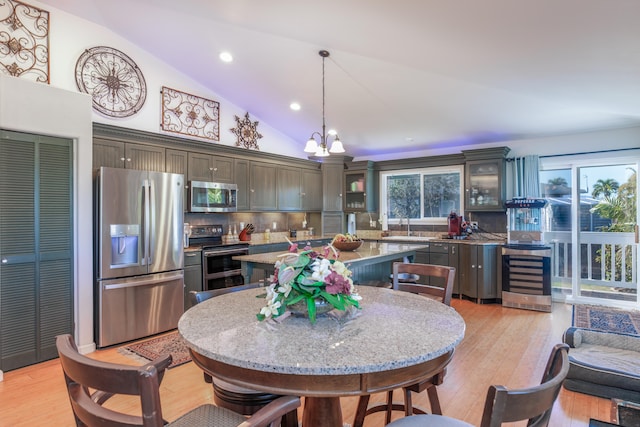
[543,177,570,196]
[548,177,568,186]
[590,170,636,282]
[591,178,619,199]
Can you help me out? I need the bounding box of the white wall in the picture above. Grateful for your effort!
[34,0,303,158]
[0,75,95,354]
[362,125,640,162]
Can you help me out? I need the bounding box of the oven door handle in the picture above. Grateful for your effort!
[203,248,248,257]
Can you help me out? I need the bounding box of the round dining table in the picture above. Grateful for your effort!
[178,285,466,427]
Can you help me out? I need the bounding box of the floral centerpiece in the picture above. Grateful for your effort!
[257,244,361,323]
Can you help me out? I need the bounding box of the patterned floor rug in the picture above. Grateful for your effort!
[120,331,191,369]
[573,304,640,336]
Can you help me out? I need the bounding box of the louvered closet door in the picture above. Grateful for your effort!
[0,130,73,371]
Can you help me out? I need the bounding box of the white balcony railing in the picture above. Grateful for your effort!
[546,231,637,292]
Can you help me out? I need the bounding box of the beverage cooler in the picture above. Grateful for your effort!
[502,198,552,312]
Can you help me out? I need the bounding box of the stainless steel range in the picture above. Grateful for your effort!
[188,225,249,291]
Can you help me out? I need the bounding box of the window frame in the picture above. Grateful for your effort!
[379,165,465,226]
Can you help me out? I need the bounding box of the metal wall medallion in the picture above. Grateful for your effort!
[161,86,220,140]
[75,46,147,118]
[230,112,262,150]
[0,0,50,83]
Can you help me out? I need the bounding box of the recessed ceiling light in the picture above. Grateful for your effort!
[219,51,233,63]
[405,137,414,142]
[328,129,338,136]
[290,102,301,111]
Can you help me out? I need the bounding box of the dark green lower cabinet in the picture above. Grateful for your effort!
[459,244,499,303]
[183,250,203,311]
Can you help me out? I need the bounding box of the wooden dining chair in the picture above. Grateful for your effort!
[188,284,299,427]
[384,343,570,427]
[354,262,456,427]
[55,334,300,427]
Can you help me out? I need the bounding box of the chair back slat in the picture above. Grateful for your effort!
[392,262,455,306]
[56,334,170,427]
[189,282,263,306]
[480,343,570,427]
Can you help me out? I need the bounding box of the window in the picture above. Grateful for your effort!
[380,165,464,225]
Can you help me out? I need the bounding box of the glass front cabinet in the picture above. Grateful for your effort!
[344,161,377,212]
[463,147,510,212]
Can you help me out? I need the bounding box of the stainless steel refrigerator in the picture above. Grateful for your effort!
[95,167,184,347]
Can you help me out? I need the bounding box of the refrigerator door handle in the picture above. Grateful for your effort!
[103,272,184,290]
[148,178,156,266]
[143,179,150,266]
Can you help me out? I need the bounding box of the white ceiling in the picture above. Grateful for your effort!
[39,0,640,160]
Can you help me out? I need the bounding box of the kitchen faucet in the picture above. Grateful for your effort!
[401,216,411,236]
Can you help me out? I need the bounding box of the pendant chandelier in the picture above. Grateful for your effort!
[304,50,345,157]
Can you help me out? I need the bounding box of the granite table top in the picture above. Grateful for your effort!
[178,286,466,376]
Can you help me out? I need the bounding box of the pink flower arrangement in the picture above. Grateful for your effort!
[257,244,361,323]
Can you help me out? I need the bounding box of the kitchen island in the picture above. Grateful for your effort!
[234,241,429,285]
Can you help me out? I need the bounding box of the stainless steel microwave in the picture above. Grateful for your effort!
[188,181,237,212]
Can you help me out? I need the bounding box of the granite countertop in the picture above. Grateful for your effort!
[233,241,429,265]
[377,236,505,245]
[184,233,504,253]
[178,286,465,375]
[183,234,332,253]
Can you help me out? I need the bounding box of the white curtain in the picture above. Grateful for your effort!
[508,155,540,198]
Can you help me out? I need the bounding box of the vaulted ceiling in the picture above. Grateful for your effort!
[39,0,640,161]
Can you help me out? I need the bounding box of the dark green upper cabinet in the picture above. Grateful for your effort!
[93,138,165,172]
[277,167,302,210]
[249,161,278,210]
[277,167,322,211]
[344,161,377,212]
[463,147,510,212]
[187,152,234,183]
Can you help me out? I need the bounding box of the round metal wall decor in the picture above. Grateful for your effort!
[75,46,147,118]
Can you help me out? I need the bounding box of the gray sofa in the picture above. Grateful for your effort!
[562,327,640,402]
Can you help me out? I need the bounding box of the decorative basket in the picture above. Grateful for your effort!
[332,240,363,251]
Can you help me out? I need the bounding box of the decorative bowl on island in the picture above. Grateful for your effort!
[331,234,363,251]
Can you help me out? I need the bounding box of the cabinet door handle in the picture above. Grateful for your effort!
[478,265,482,269]
[472,264,476,268]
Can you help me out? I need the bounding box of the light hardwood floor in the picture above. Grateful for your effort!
[0,299,612,426]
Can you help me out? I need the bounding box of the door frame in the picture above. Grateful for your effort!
[541,153,639,309]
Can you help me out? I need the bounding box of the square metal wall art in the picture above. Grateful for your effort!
[0,0,50,83]
[161,86,220,141]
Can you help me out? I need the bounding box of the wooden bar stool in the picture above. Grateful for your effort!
[354,262,455,426]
